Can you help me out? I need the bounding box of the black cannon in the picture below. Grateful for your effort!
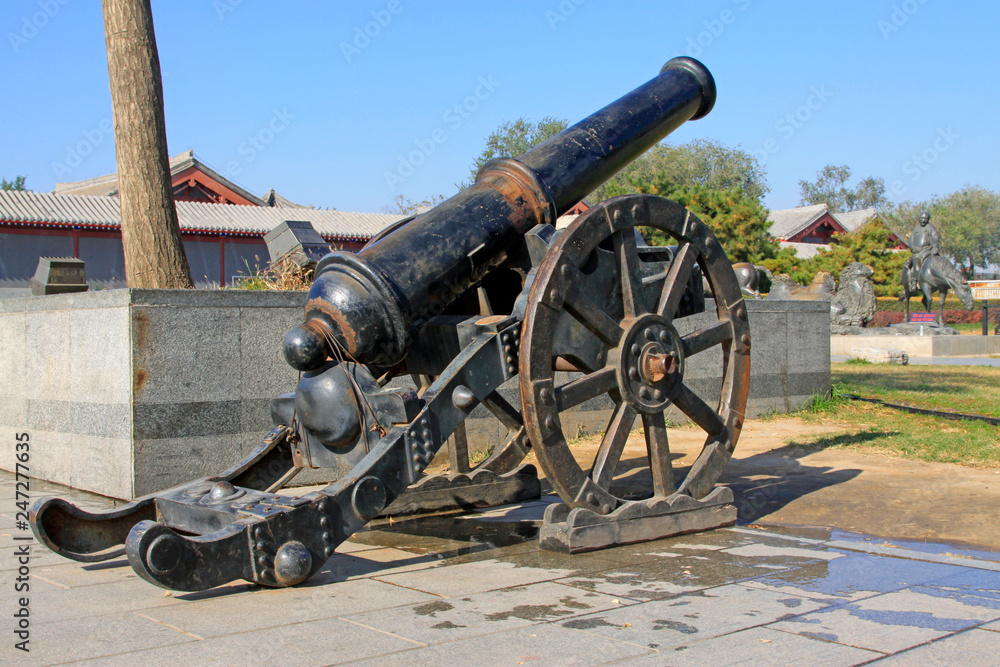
[31,57,750,591]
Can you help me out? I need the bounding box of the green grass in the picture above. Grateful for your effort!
[790,362,1000,467]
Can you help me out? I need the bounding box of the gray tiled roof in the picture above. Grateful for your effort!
[0,189,402,241]
[834,207,878,233]
[54,150,269,207]
[779,241,830,259]
[766,203,830,239]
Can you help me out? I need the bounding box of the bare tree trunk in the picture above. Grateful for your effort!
[103,0,193,288]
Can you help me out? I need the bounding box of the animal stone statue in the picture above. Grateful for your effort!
[831,262,876,327]
[767,271,835,301]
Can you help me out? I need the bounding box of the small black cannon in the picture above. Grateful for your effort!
[31,57,750,591]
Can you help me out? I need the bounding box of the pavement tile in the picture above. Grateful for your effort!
[32,558,141,588]
[60,615,422,667]
[981,619,999,631]
[554,552,770,601]
[0,540,80,571]
[740,552,971,602]
[770,588,1000,653]
[556,583,827,651]
[0,610,195,666]
[914,567,1000,612]
[27,576,192,626]
[614,626,881,666]
[136,577,437,638]
[866,628,1000,665]
[347,621,654,667]
[306,546,448,584]
[341,580,628,645]
[373,557,577,598]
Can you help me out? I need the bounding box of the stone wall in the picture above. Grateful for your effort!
[0,292,830,499]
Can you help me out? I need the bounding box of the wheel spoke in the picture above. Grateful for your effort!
[613,228,647,317]
[674,383,726,436]
[481,391,522,431]
[642,411,675,496]
[564,284,624,347]
[681,320,733,357]
[656,242,697,320]
[555,366,617,411]
[591,402,636,490]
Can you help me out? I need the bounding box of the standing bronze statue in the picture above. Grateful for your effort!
[900,211,973,323]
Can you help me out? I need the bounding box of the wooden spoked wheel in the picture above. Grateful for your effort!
[520,195,750,514]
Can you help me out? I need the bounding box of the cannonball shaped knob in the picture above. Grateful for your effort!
[273,541,313,587]
[283,319,328,371]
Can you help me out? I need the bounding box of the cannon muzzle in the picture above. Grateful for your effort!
[285,56,716,371]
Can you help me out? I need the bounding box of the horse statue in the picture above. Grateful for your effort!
[899,255,974,323]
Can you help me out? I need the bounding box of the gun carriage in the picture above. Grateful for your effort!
[31,57,750,591]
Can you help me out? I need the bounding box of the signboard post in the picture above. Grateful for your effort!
[970,280,1000,335]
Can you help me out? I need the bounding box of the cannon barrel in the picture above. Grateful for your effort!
[285,57,716,371]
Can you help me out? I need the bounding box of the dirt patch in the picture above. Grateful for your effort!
[530,417,1000,553]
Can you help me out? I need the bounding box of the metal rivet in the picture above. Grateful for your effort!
[409,429,417,438]
[421,419,430,428]
[255,540,266,550]
[658,331,669,343]
[254,527,263,538]
[653,389,664,401]
[644,329,654,341]
[413,454,422,463]
[257,554,268,565]
[507,365,517,374]
[560,264,571,278]
[319,516,329,527]
[600,504,612,514]
[422,429,432,440]
[741,333,751,348]
[322,531,332,543]
[737,306,745,319]
[261,567,271,579]
[549,289,560,301]
[544,416,557,432]
[586,492,597,505]
[324,547,334,557]
[540,388,553,403]
[628,368,639,381]
[639,387,651,400]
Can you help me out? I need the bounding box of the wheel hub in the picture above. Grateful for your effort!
[616,314,684,413]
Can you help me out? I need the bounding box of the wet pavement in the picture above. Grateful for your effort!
[2,473,999,665]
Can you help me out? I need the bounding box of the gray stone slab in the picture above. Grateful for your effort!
[69,304,131,405]
[914,568,1000,610]
[770,588,1000,653]
[342,580,627,645]
[557,583,828,651]
[0,611,196,666]
[0,311,26,394]
[349,621,653,667]
[373,557,577,598]
[131,305,240,404]
[133,400,241,439]
[24,308,71,401]
[133,434,242,496]
[238,305,302,399]
[614,626,880,665]
[871,629,1000,665]
[61,614,421,667]
[137,577,436,638]
[71,434,133,498]
[25,430,74,489]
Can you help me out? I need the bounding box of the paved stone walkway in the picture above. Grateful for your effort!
[2,474,999,665]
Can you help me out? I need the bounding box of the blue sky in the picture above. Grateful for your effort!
[2,0,997,214]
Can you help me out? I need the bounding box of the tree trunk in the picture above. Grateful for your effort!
[103,0,193,288]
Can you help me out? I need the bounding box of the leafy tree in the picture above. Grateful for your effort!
[464,116,567,187]
[1,176,26,191]
[928,186,1000,276]
[382,194,446,216]
[798,164,891,213]
[811,222,909,297]
[599,171,777,264]
[590,138,769,203]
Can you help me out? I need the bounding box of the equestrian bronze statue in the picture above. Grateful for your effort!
[900,211,973,323]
